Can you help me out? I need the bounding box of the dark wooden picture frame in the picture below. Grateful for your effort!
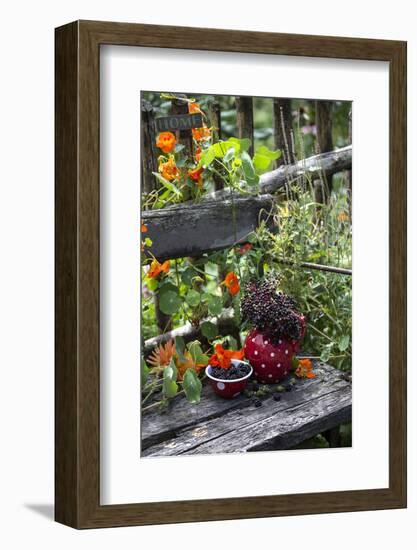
[55,20,407,529]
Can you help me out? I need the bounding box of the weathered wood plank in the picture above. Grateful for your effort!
[207,145,352,199]
[141,363,351,455]
[142,146,351,261]
[185,385,351,454]
[143,194,274,261]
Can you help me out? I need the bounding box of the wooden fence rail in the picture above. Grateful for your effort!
[143,145,352,261]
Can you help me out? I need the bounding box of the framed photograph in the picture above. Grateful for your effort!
[55,20,406,528]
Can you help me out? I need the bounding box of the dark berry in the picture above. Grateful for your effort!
[241,278,302,344]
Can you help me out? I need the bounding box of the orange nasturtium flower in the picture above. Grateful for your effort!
[188,166,204,186]
[209,344,245,370]
[295,358,316,379]
[195,146,202,162]
[147,259,170,279]
[141,222,148,233]
[156,131,177,154]
[188,102,202,114]
[158,156,179,182]
[192,125,211,141]
[221,271,240,296]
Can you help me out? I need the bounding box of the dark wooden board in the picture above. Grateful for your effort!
[142,363,351,456]
[143,194,274,261]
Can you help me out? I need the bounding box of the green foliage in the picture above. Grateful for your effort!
[183,369,203,404]
[159,290,182,315]
[253,145,281,174]
[162,358,178,398]
[201,320,218,340]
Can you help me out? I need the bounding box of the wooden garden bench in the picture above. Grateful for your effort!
[141,362,352,457]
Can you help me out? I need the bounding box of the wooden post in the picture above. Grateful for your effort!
[141,98,158,196]
[170,94,193,157]
[347,107,352,218]
[273,98,294,166]
[235,96,254,157]
[315,100,334,202]
[207,99,223,191]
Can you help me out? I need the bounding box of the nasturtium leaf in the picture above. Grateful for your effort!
[229,137,251,152]
[146,278,159,292]
[212,140,234,158]
[185,289,201,307]
[144,237,153,247]
[183,369,203,404]
[141,357,150,387]
[199,146,216,168]
[152,172,181,196]
[201,292,211,303]
[175,336,186,362]
[320,347,331,363]
[187,341,209,367]
[253,145,281,174]
[223,147,236,163]
[241,151,260,186]
[159,290,182,315]
[181,267,195,286]
[201,321,218,340]
[163,358,178,398]
[338,335,350,352]
[226,335,238,351]
[158,282,179,296]
[207,295,223,316]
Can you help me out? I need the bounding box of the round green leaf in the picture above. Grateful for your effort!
[207,295,223,316]
[159,291,182,315]
[158,282,179,296]
[201,321,218,340]
[185,289,201,307]
[181,267,195,286]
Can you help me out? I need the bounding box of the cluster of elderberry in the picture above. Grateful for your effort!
[241,278,302,344]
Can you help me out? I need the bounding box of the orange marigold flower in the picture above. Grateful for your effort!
[159,156,179,182]
[147,259,170,279]
[192,126,211,141]
[188,166,204,186]
[148,340,176,369]
[188,102,202,114]
[209,344,245,370]
[221,272,240,296]
[141,222,148,233]
[195,146,202,162]
[295,358,315,379]
[156,131,177,153]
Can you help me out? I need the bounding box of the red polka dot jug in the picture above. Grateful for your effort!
[244,316,306,384]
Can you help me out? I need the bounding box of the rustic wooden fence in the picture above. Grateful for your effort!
[141,95,352,349]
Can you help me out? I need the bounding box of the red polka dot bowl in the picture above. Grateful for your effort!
[205,360,253,399]
[244,320,306,384]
